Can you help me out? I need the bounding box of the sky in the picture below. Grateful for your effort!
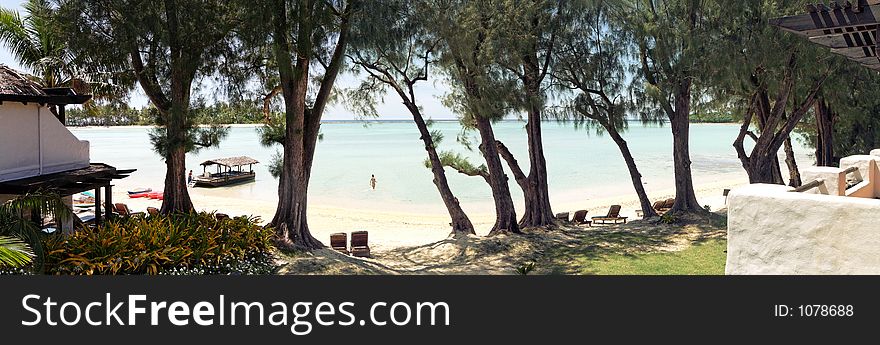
[0,0,457,120]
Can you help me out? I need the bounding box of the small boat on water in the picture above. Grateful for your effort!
[194,156,259,188]
[128,188,152,195]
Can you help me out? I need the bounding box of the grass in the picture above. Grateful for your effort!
[573,239,727,275]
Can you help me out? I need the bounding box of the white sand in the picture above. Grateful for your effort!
[108,177,744,253]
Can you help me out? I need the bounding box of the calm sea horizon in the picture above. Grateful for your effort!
[69,120,812,214]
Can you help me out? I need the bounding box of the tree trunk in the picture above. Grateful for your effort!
[669,79,704,213]
[160,17,195,214]
[606,125,657,217]
[814,98,835,166]
[160,81,195,213]
[517,52,555,228]
[410,107,475,236]
[474,116,520,235]
[268,0,322,249]
[519,108,556,228]
[783,135,801,187]
[269,0,351,249]
[160,144,194,213]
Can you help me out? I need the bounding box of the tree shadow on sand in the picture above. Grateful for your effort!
[275,212,727,275]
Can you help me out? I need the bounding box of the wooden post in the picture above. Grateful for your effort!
[58,105,66,125]
[104,184,113,221]
[94,187,102,225]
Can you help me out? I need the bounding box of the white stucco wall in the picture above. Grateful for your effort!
[0,102,89,182]
[727,165,880,275]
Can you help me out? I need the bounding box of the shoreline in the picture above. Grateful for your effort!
[110,177,745,252]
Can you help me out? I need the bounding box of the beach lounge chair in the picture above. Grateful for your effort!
[350,231,371,258]
[215,213,230,221]
[653,199,674,215]
[592,205,627,224]
[113,203,144,218]
[146,207,160,217]
[330,233,349,255]
[555,212,570,222]
[570,210,592,227]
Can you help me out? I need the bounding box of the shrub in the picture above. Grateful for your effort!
[660,212,677,224]
[516,262,536,275]
[43,212,276,275]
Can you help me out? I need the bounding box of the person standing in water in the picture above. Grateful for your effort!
[370,174,377,190]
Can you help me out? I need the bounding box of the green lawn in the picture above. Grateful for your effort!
[574,239,727,275]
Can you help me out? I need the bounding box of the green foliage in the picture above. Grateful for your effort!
[0,190,72,270]
[0,236,33,269]
[426,0,519,124]
[795,63,880,160]
[515,262,536,275]
[0,0,133,102]
[660,212,677,225]
[429,151,487,179]
[268,150,283,179]
[43,212,276,275]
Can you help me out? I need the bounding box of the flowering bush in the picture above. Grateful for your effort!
[43,212,277,275]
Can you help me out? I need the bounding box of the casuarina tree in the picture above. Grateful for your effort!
[346,0,475,236]
[57,0,236,213]
[553,0,658,218]
[426,0,521,235]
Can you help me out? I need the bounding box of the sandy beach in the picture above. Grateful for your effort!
[110,177,744,253]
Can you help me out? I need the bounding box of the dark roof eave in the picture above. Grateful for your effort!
[0,93,92,106]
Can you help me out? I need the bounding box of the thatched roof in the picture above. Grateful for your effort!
[200,156,259,167]
[0,64,45,97]
[0,64,91,105]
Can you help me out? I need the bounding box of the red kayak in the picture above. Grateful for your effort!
[147,192,164,200]
[129,192,150,198]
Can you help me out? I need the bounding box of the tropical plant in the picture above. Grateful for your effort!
[660,212,677,225]
[0,190,71,270]
[0,0,74,89]
[0,0,131,108]
[43,212,275,275]
[0,236,34,269]
[516,262,536,275]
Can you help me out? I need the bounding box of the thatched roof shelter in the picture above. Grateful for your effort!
[200,156,260,167]
[770,0,880,70]
[0,64,91,105]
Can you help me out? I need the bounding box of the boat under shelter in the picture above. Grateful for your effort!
[194,156,259,187]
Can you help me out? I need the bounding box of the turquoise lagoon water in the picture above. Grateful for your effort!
[70,121,811,214]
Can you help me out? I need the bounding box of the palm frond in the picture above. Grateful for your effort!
[0,236,34,269]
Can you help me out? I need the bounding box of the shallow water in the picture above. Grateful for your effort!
[70,121,812,214]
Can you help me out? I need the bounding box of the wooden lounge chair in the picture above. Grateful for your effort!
[113,203,144,218]
[592,205,627,224]
[570,210,592,227]
[653,199,674,215]
[215,213,230,221]
[555,212,570,222]
[146,207,160,217]
[350,231,371,258]
[330,233,349,255]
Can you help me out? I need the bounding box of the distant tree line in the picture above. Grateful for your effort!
[66,102,265,127]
